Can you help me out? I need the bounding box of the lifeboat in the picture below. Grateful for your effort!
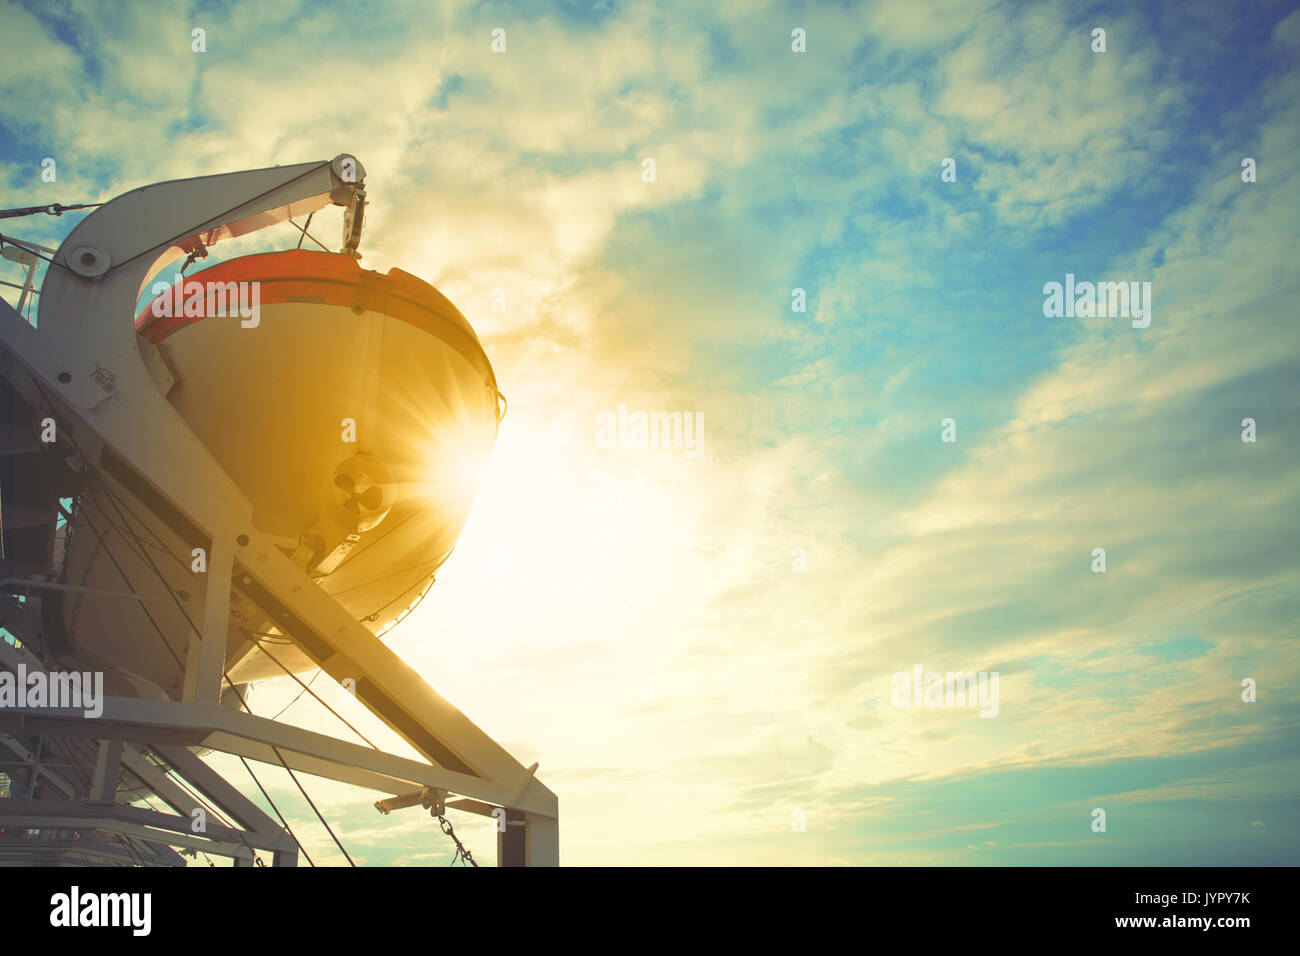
[54,249,500,697]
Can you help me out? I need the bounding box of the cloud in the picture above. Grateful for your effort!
[1,0,1296,866]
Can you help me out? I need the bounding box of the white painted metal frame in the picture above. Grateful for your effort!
[0,156,557,865]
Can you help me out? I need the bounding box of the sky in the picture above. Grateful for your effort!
[1,0,1298,865]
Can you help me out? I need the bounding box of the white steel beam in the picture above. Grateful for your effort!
[0,697,557,820]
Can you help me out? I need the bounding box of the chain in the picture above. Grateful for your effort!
[436,814,478,867]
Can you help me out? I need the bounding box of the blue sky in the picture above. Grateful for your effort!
[1,0,1298,865]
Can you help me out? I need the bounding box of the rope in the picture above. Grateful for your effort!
[0,234,62,268]
[294,211,315,250]
[0,202,103,220]
[270,741,355,867]
[239,755,315,867]
[234,633,378,749]
[269,667,321,720]
[285,214,329,252]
